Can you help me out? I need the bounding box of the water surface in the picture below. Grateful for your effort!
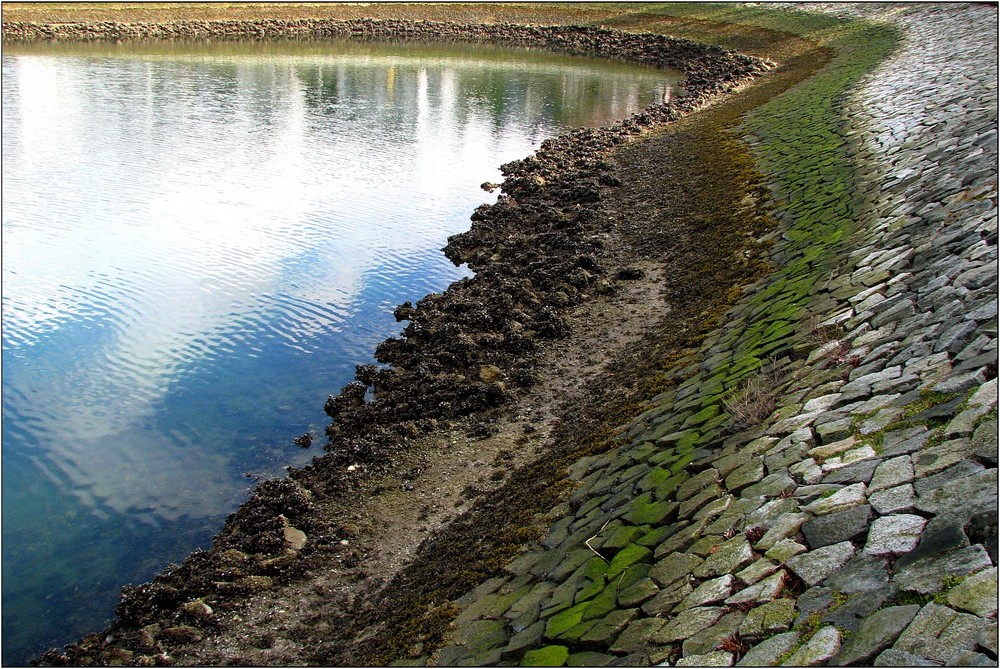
[1,38,680,664]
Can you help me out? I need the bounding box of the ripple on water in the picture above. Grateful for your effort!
[1,38,682,665]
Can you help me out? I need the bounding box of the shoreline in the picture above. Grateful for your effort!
[7,10,779,666]
[6,4,996,667]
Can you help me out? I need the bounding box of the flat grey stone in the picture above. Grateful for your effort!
[694,536,754,578]
[822,457,881,484]
[681,611,745,657]
[745,497,799,529]
[789,458,824,485]
[641,579,692,617]
[785,541,856,586]
[675,575,735,612]
[824,553,890,594]
[617,577,660,608]
[801,483,868,515]
[578,608,639,647]
[869,484,917,514]
[944,403,994,438]
[822,585,897,634]
[736,631,800,667]
[501,620,546,659]
[802,504,872,548]
[740,471,797,500]
[782,625,841,666]
[765,538,808,564]
[650,552,703,588]
[880,426,931,457]
[654,606,725,643]
[566,651,618,667]
[733,554,777,584]
[756,512,812,551]
[864,513,927,556]
[894,516,971,571]
[726,570,786,606]
[873,648,937,666]
[893,602,983,664]
[869,456,915,492]
[677,469,721,502]
[725,458,766,492]
[915,467,997,517]
[675,650,734,667]
[831,605,920,666]
[608,617,667,654]
[971,418,998,465]
[816,417,855,443]
[914,459,986,497]
[739,599,796,642]
[945,567,998,618]
[944,650,997,666]
[912,439,973,477]
[979,623,998,656]
[795,586,834,618]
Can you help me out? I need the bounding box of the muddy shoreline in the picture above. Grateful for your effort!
[6,16,776,666]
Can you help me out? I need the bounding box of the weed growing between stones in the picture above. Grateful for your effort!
[724,356,783,430]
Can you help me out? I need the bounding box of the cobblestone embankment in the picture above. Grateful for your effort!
[427,4,998,667]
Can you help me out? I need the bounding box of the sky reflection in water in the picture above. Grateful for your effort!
[1,38,680,663]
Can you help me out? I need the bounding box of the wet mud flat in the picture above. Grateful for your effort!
[4,15,789,667]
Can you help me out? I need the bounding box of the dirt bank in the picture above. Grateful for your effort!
[4,6,834,666]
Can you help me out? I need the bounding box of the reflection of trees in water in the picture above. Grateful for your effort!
[289,53,674,135]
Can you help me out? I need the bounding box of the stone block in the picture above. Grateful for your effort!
[782,625,841,666]
[607,617,666,654]
[676,650,734,666]
[681,611,745,657]
[675,575,735,612]
[869,484,916,514]
[864,513,927,556]
[869,456,915,492]
[765,538,808,564]
[738,598,796,642]
[823,553,890,595]
[914,467,997,517]
[736,631,799,666]
[945,567,998,618]
[872,649,937,666]
[654,606,726,644]
[802,504,872,548]
[912,439,974,477]
[893,602,983,664]
[694,536,754,578]
[800,483,868,515]
[650,552,703,589]
[785,541,856,586]
[577,608,639,648]
[831,605,920,666]
[725,459,766,492]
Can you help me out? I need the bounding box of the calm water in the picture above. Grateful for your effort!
[1,38,680,664]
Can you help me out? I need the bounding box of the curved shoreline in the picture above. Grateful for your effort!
[8,4,996,667]
[5,14,776,666]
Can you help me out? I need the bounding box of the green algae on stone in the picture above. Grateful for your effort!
[605,544,653,581]
[521,644,570,667]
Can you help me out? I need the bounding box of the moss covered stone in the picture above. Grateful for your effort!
[521,644,570,667]
[605,544,653,581]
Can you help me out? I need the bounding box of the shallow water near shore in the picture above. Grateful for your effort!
[1,37,680,664]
